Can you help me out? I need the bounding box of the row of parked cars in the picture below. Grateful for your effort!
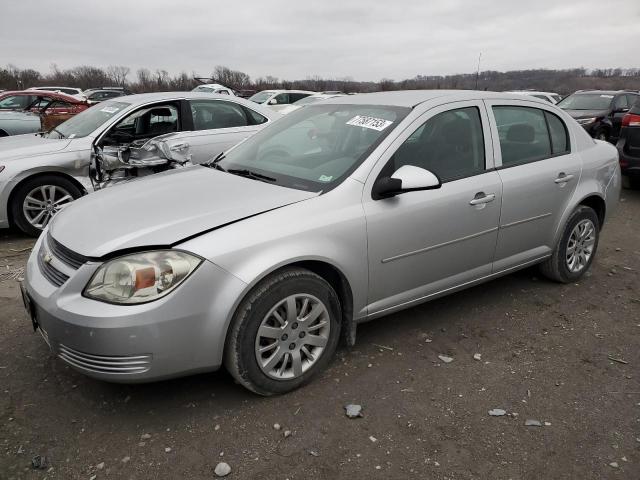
[15,88,621,395]
[0,86,637,236]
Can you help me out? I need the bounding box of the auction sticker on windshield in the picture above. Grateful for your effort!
[346,115,393,131]
[100,106,119,114]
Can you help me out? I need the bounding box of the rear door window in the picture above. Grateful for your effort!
[190,100,250,130]
[492,106,552,167]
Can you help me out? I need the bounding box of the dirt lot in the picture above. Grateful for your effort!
[1,190,639,480]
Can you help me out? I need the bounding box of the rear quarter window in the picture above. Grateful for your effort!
[544,111,570,155]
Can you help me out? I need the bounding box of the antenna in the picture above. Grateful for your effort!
[475,52,482,89]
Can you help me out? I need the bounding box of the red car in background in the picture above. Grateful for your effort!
[0,90,90,134]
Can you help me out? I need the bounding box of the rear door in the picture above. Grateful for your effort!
[484,100,582,272]
[177,100,270,163]
[363,100,502,315]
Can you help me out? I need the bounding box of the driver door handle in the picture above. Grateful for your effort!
[555,173,574,184]
[469,192,496,205]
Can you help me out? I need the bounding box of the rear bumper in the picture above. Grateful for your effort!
[617,145,640,177]
[22,234,247,383]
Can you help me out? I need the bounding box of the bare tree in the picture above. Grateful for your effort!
[106,65,130,86]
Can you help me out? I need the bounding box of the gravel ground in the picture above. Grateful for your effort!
[1,189,639,480]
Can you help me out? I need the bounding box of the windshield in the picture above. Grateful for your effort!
[47,100,131,139]
[558,94,614,111]
[249,91,275,104]
[216,104,410,192]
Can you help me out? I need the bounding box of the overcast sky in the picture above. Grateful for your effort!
[3,0,638,81]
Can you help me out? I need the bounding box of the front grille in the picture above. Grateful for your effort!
[47,233,88,269]
[58,344,152,375]
[37,249,69,287]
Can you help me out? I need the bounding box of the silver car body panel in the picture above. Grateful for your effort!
[0,92,280,228]
[24,90,620,381]
[0,111,42,136]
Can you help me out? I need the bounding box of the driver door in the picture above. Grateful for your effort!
[362,101,502,316]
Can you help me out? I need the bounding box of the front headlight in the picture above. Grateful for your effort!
[577,117,597,125]
[84,250,202,304]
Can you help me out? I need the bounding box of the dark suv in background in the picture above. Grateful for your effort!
[616,98,640,188]
[557,90,639,143]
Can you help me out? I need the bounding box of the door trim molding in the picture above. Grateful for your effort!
[500,212,552,229]
[381,227,499,264]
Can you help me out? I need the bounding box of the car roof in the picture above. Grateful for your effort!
[508,91,558,96]
[259,90,316,94]
[110,91,281,118]
[30,86,81,90]
[572,90,626,95]
[321,90,554,108]
[0,90,85,103]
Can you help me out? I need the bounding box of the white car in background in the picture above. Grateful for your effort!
[28,86,86,100]
[0,92,279,235]
[248,90,316,110]
[275,93,347,115]
[508,91,563,104]
[191,84,235,96]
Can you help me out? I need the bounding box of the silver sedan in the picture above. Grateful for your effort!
[0,92,280,236]
[22,90,620,395]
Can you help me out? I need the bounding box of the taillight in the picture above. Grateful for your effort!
[622,113,640,127]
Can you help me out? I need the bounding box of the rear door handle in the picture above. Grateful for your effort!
[555,173,574,184]
[469,192,496,205]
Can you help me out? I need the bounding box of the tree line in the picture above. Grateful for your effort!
[1,64,639,95]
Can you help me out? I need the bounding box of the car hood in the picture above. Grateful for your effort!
[0,133,71,161]
[50,166,319,257]
[562,109,609,119]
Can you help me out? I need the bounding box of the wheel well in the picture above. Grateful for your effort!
[579,195,606,228]
[6,172,86,226]
[289,260,354,341]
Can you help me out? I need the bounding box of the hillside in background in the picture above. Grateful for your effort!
[1,64,639,94]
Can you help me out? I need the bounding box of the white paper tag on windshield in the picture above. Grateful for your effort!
[346,115,393,131]
[100,106,119,113]
[600,95,614,98]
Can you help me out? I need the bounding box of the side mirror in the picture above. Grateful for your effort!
[372,165,441,200]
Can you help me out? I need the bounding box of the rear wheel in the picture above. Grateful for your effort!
[540,206,599,283]
[224,267,341,395]
[10,175,82,236]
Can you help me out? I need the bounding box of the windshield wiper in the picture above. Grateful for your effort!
[228,168,276,183]
[203,152,227,172]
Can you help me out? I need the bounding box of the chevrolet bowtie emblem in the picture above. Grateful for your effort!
[43,252,53,264]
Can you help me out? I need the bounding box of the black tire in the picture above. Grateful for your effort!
[10,175,83,237]
[539,206,600,283]
[224,267,341,396]
[593,128,609,142]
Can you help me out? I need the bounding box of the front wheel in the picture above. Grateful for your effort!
[10,175,83,236]
[540,206,600,283]
[224,268,341,395]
